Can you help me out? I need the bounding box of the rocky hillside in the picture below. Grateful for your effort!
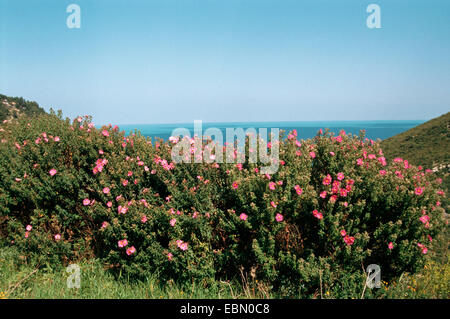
[0,94,46,122]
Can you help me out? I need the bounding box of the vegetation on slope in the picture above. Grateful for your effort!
[381,112,449,170]
[0,110,446,298]
[0,98,447,299]
[0,94,46,122]
[381,112,450,209]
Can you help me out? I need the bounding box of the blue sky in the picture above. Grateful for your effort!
[0,0,449,124]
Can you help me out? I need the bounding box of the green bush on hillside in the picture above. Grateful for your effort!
[0,112,446,297]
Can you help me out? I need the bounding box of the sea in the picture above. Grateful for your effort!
[117,120,424,142]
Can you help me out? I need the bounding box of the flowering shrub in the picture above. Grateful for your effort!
[0,112,446,297]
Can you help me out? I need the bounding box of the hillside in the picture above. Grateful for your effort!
[381,112,449,171]
[381,112,450,209]
[0,94,46,122]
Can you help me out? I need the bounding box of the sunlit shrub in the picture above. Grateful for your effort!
[0,112,446,296]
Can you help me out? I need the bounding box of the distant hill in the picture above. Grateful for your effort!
[381,112,449,171]
[0,94,46,122]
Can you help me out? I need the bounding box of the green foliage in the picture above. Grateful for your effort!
[0,112,447,298]
[381,112,450,210]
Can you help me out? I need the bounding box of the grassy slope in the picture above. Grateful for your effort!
[381,112,449,170]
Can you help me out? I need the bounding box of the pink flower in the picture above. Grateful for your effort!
[101,221,108,229]
[378,157,387,166]
[379,170,386,176]
[25,231,30,238]
[106,201,112,208]
[404,160,410,169]
[329,151,335,156]
[126,246,136,255]
[419,215,430,224]
[240,213,248,221]
[103,187,110,194]
[83,198,91,206]
[275,213,284,222]
[388,242,394,250]
[340,230,346,237]
[414,187,424,195]
[170,218,177,227]
[102,130,109,137]
[232,181,239,189]
[141,215,148,223]
[343,235,355,246]
[309,151,316,158]
[122,179,129,187]
[270,201,277,208]
[26,225,32,231]
[294,185,303,195]
[118,205,128,214]
[118,239,128,248]
[320,191,327,199]
[167,252,173,261]
[127,171,133,177]
[336,172,345,181]
[356,158,363,166]
[179,242,188,251]
[169,136,179,144]
[269,182,276,190]
[49,169,57,176]
[54,234,61,241]
[312,210,323,220]
[54,136,60,142]
[322,174,332,186]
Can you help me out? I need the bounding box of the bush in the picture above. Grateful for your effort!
[0,112,446,297]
